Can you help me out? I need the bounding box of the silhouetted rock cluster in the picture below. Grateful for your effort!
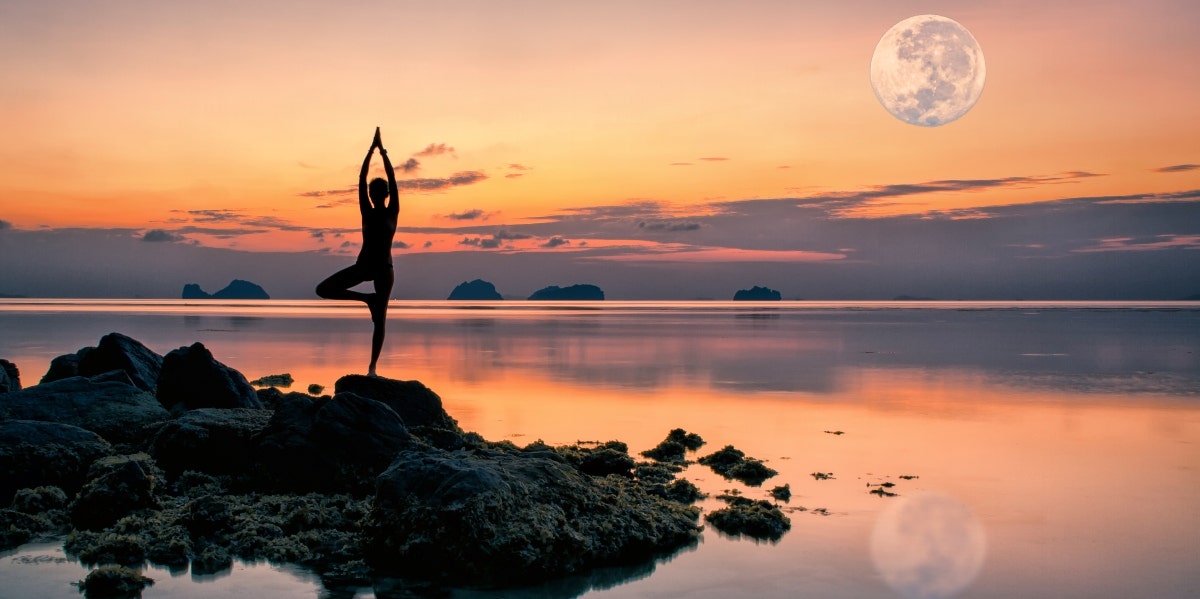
[733,286,781,301]
[182,279,270,300]
[447,278,504,300]
[0,333,704,593]
[528,283,605,300]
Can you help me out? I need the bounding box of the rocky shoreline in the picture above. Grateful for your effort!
[1,333,790,597]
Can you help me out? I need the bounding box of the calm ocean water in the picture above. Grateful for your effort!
[1,300,1198,598]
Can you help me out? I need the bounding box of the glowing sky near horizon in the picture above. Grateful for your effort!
[1,0,1199,256]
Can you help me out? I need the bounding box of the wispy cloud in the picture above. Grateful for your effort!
[1072,234,1200,253]
[594,245,844,263]
[444,209,488,221]
[413,143,456,158]
[1153,164,1199,173]
[699,157,730,162]
[541,236,570,248]
[458,229,533,249]
[141,229,185,242]
[638,220,701,232]
[400,158,420,173]
[393,240,411,249]
[297,187,355,198]
[714,171,1108,216]
[399,170,488,192]
[0,219,11,230]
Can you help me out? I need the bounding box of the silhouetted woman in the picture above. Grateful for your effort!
[316,127,399,377]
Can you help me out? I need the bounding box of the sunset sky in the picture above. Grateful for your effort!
[1,0,1198,299]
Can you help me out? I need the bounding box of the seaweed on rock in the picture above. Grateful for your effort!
[705,495,791,541]
[698,445,778,486]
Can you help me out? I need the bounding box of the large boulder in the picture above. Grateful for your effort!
[79,333,163,392]
[366,447,701,586]
[0,373,170,445]
[40,333,163,391]
[70,453,159,530]
[41,348,87,384]
[0,420,113,505]
[0,359,19,393]
[150,408,273,476]
[334,375,457,432]
[156,342,261,413]
[256,392,412,492]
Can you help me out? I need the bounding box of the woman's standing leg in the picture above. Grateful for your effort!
[367,267,395,377]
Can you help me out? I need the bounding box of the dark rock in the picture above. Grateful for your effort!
[183,279,270,300]
[77,333,163,392]
[0,376,170,446]
[257,392,413,492]
[698,445,778,486]
[725,460,778,486]
[249,373,293,387]
[192,542,233,575]
[528,284,605,301]
[634,461,683,485]
[183,494,233,537]
[705,495,791,541]
[641,440,686,463]
[366,447,701,586]
[255,387,315,411]
[66,531,149,567]
[150,408,272,476]
[0,421,113,505]
[1,507,68,550]
[771,484,792,502]
[76,564,154,598]
[578,447,636,477]
[0,359,19,392]
[1,486,71,550]
[659,479,705,504]
[697,445,745,473]
[71,453,159,530]
[447,279,503,300]
[157,342,262,413]
[334,375,456,432]
[182,283,211,299]
[307,383,324,395]
[733,286,781,301]
[11,486,70,513]
[41,348,87,384]
[641,430,703,463]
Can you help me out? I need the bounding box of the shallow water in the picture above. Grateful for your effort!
[1,300,1198,598]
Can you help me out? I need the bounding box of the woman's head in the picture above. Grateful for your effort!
[368,177,390,206]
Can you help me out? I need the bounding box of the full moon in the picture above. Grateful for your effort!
[870,15,986,127]
[870,492,987,599]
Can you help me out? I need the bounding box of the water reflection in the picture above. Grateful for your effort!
[1,302,1197,598]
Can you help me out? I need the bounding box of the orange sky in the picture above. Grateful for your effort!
[2,0,1199,257]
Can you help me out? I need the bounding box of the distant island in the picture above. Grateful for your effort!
[447,279,504,300]
[733,286,781,301]
[528,284,605,301]
[182,279,270,300]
